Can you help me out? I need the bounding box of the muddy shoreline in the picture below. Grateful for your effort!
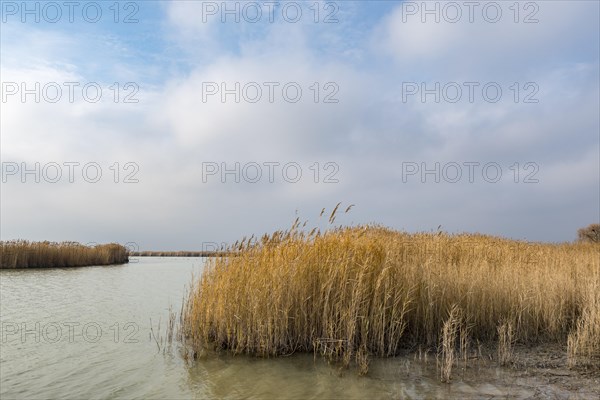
[365,343,600,399]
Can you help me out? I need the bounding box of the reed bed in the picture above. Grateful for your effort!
[131,251,229,257]
[0,240,129,268]
[180,215,600,376]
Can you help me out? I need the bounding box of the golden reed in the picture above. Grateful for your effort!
[181,216,599,376]
[0,240,129,268]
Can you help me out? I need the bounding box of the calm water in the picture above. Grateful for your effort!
[0,258,592,399]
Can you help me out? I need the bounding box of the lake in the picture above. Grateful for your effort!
[1,257,595,399]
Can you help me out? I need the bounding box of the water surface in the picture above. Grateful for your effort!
[1,258,595,399]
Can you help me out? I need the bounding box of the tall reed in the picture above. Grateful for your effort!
[181,216,600,374]
[0,240,129,268]
[568,274,600,367]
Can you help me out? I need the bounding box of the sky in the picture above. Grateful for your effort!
[0,0,599,250]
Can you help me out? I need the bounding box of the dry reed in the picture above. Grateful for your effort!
[0,240,129,268]
[568,275,600,367]
[497,319,515,366]
[439,305,462,382]
[130,251,229,257]
[180,211,600,375]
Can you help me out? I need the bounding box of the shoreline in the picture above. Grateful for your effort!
[130,251,231,257]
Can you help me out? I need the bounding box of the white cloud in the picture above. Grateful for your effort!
[375,1,599,76]
[1,1,598,247]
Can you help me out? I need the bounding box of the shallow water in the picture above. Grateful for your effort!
[1,258,597,399]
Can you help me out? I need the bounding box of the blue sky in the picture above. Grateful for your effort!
[1,1,599,250]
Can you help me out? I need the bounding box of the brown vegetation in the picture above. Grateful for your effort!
[180,213,600,378]
[130,251,230,257]
[0,240,129,268]
[578,223,600,243]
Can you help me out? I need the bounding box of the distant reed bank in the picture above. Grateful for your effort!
[0,240,129,268]
[130,251,230,257]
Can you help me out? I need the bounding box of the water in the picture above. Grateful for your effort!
[1,258,596,399]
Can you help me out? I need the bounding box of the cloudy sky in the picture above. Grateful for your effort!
[1,0,598,250]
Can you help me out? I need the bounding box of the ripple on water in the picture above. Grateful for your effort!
[2,258,598,399]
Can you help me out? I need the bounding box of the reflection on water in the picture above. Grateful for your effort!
[1,258,595,399]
